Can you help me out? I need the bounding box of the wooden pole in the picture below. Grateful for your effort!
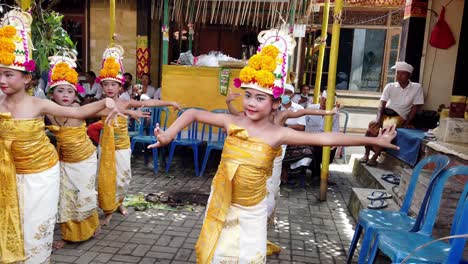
[162,0,169,65]
[110,0,115,44]
[319,0,343,201]
[313,0,330,104]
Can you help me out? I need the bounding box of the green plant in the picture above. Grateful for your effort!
[29,0,75,73]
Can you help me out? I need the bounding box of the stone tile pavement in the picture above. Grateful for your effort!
[52,150,362,264]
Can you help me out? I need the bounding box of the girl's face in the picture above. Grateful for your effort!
[243,88,279,121]
[51,84,76,106]
[0,67,31,95]
[141,75,150,85]
[102,80,121,98]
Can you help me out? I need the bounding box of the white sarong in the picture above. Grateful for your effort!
[115,148,132,203]
[266,145,286,220]
[17,163,60,264]
[211,199,268,264]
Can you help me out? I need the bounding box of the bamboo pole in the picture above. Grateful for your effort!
[313,0,330,104]
[162,0,169,65]
[110,0,115,44]
[320,0,343,201]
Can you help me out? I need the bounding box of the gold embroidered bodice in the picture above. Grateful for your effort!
[48,123,96,163]
[0,113,58,263]
[195,124,282,264]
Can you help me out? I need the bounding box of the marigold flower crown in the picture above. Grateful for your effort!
[233,29,295,98]
[48,49,83,93]
[0,9,36,72]
[99,45,125,85]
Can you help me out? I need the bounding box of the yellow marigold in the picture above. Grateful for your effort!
[65,72,78,84]
[239,66,256,83]
[100,68,108,77]
[107,69,118,77]
[247,54,263,70]
[103,57,117,68]
[261,45,280,59]
[2,26,17,38]
[255,70,275,88]
[0,51,15,65]
[261,56,276,72]
[0,37,15,53]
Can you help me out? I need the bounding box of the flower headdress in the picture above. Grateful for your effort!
[98,44,125,84]
[234,29,295,98]
[0,9,36,72]
[48,49,83,93]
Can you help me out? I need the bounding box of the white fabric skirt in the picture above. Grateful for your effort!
[16,163,60,264]
[211,199,268,264]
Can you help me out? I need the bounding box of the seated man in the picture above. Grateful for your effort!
[360,61,424,166]
[292,84,312,108]
[306,90,340,185]
[279,84,311,184]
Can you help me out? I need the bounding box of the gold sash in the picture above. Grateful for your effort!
[98,116,130,214]
[0,113,58,263]
[195,125,281,264]
[48,124,96,163]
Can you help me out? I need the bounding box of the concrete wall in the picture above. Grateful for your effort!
[89,0,137,79]
[421,0,465,110]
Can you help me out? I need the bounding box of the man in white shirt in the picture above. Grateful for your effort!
[85,71,103,100]
[291,84,312,108]
[280,84,312,184]
[360,61,424,166]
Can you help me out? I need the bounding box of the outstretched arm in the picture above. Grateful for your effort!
[279,125,398,149]
[147,109,231,148]
[39,97,121,124]
[225,91,242,116]
[127,99,180,110]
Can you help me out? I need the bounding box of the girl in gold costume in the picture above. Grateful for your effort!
[45,51,146,250]
[0,9,121,264]
[96,45,180,226]
[148,41,398,263]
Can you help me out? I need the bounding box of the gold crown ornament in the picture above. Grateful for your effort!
[0,9,36,72]
[48,49,84,93]
[233,28,295,98]
[98,44,125,84]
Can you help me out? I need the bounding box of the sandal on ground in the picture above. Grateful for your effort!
[367,191,393,200]
[367,199,388,209]
[366,159,378,166]
[359,157,369,163]
[145,193,160,203]
[381,173,401,185]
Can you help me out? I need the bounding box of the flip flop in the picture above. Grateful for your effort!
[381,173,400,185]
[367,191,393,200]
[366,159,378,167]
[367,199,388,209]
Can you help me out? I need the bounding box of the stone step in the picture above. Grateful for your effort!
[348,187,400,221]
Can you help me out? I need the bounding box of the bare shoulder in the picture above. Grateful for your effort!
[72,102,80,107]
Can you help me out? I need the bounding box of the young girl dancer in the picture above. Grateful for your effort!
[96,45,181,226]
[0,9,121,263]
[148,43,397,263]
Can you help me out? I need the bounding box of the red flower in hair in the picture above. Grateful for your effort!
[24,60,36,72]
[233,78,241,88]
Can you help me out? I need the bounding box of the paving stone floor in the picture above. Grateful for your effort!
[52,150,362,264]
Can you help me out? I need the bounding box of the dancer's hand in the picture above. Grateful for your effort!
[329,104,343,115]
[226,89,241,103]
[147,123,172,148]
[376,124,398,150]
[171,102,181,111]
[104,98,126,125]
[128,109,151,124]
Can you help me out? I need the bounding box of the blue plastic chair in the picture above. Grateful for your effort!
[199,109,229,177]
[165,107,205,176]
[130,107,169,174]
[346,154,450,264]
[366,166,468,264]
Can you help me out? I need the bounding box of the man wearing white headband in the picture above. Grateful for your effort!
[360,61,424,166]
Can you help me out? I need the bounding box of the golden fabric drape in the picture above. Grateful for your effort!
[195,125,281,264]
[0,113,58,263]
[98,116,129,214]
[60,211,99,242]
[48,124,96,163]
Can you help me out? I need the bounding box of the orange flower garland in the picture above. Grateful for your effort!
[51,62,78,85]
[239,66,256,83]
[255,70,275,88]
[100,57,121,79]
[260,45,279,60]
[0,26,17,66]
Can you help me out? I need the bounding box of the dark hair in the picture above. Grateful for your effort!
[141,73,152,85]
[86,71,96,79]
[124,72,132,80]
